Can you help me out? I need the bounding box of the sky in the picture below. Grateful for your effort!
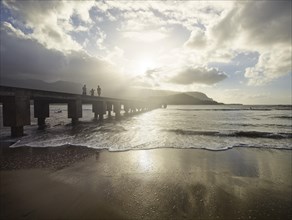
[0,0,291,104]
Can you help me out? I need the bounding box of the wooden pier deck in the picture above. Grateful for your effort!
[0,86,162,137]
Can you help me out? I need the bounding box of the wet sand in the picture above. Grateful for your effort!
[0,145,291,220]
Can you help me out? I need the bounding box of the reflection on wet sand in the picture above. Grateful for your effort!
[0,147,291,219]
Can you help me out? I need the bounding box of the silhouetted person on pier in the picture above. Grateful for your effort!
[97,85,101,97]
[82,84,87,95]
[90,88,95,96]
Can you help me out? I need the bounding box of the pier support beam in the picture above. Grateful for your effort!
[34,100,49,129]
[2,92,31,137]
[113,102,121,119]
[138,104,142,112]
[93,101,106,121]
[92,103,98,120]
[68,99,82,125]
[129,103,134,114]
[133,106,137,113]
[124,103,129,115]
[106,102,112,118]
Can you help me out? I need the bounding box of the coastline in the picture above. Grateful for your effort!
[1,146,291,220]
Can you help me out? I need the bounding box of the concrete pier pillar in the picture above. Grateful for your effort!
[71,118,79,125]
[133,106,137,113]
[98,113,104,121]
[37,118,46,127]
[68,99,82,125]
[129,103,134,114]
[93,101,106,121]
[92,103,98,120]
[2,93,31,137]
[113,102,121,119]
[138,104,142,112]
[106,102,112,118]
[124,103,129,115]
[34,100,49,129]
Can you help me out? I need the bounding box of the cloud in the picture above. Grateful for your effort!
[245,49,291,85]
[1,21,28,39]
[145,68,161,79]
[129,68,164,88]
[1,0,291,96]
[117,8,169,42]
[1,22,64,81]
[169,67,227,85]
[239,1,291,47]
[123,30,167,42]
[217,2,292,85]
[2,0,95,52]
[184,28,207,49]
[210,1,291,48]
[0,22,126,94]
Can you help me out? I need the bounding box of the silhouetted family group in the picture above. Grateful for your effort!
[82,85,101,97]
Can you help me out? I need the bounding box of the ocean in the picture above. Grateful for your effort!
[0,104,291,151]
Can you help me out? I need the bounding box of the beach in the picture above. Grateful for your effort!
[1,145,291,220]
[1,1,291,219]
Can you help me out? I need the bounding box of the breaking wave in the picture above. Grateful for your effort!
[1,104,292,152]
[176,108,272,111]
[272,116,292,119]
[165,129,292,139]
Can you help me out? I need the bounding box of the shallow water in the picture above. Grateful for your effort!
[0,104,291,151]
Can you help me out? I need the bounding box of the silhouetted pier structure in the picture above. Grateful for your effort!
[0,86,162,137]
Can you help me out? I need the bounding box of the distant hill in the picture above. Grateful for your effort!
[185,92,214,101]
[155,93,220,105]
[0,77,82,94]
[124,89,217,102]
[138,89,220,105]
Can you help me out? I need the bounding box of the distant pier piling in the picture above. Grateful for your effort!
[106,102,112,119]
[0,86,163,137]
[113,102,121,119]
[124,102,129,115]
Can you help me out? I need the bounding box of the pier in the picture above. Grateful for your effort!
[0,86,162,137]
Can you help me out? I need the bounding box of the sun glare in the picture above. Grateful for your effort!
[133,58,156,74]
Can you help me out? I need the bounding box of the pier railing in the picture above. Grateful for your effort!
[0,86,162,137]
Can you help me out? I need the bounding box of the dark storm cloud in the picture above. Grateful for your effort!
[0,23,123,89]
[1,24,64,81]
[169,67,227,85]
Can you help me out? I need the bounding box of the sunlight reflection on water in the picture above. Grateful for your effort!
[1,105,291,151]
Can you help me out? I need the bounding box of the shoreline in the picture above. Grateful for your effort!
[1,146,291,219]
[2,139,292,153]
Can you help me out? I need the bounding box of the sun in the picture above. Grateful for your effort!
[133,58,156,74]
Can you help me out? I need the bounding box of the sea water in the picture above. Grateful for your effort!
[0,105,291,151]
